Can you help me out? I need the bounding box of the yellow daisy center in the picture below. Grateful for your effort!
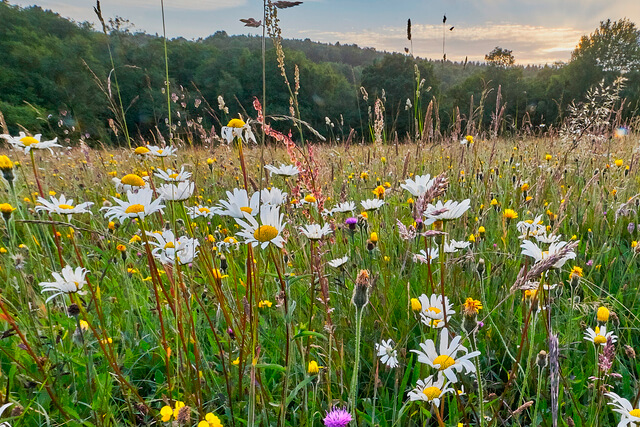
[227,118,246,128]
[199,207,210,213]
[134,147,150,155]
[157,149,163,154]
[224,237,237,244]
[169,173,179,179]
[58,204,75,210]
[428,306,442,314]
[254,225,278,242]
[164,242,175,249]
[422,386,443,400]
[121,174,145,187]
[125,204,145,214]
[433,355,456,370]
[240,206,253,214]
[593,335,606,345]
[305,194,317,203]
[20,136,39,146]
[629,409,640,417]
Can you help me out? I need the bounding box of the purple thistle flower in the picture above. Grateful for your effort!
[346,217,358,231]
[324,407,352,427]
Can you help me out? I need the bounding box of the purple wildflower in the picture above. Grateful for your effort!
[346,217,358,231]
[323,407,352,427]
[586,259,593,267]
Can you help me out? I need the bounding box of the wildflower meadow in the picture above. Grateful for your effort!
[1,1,640,427]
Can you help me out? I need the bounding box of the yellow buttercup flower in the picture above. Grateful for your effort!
[258,300,273,308]
[597,306,610,322]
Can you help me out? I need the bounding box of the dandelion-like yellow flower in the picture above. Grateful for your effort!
[490,198,498,206]
[503,209,518,220]
[372,185,385,199]
[360,171,369,180]
[615,159,623,167]
[478,226,486,236]
[0,156,13,171]
[570,266,583,278]
[308,360,320,374]
[0,203,16,215]
[462,298,483,315]
[465,135,474,143]
[521,183,529,192]
[370,232,379,243]
[116,244,126,252]
[468,234,476,243]
[545,154,552,161]
[410,298,422,312]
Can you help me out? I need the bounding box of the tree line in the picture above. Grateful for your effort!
[0,1,639,145]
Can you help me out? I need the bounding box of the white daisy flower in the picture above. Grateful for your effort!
[407,375,453,406]
[520,240,577,268]
[516,215,545,239]
[443,239,471,253]
[154,167,192,182]
[412,327,481,383]
[533,232,562,244]
[331,201,356,214]
[145,230,200,265]
[112,174,148,193]
[35,194,93,216]
[215,188,260,218]
[222,118,256,144]
[299,223,332,240]
[265,163,300,176]
[417,293,454,329]
[260,187,288,207]
[157,181,195,201]
[146,145,177,157]
[584,325,617,346]
[1,132,62,154]
[423,199,471,225]
[375,339,399,368]
[102,188,165,223]
[186,205,216,219]
[39,265,89,302]
[400,174,436,197]
[217,236,240,252]
[328,255,349,268]
[606,392,640,426]
[413,248,439,264]
[235,205,286,249]
[361,199,385,211]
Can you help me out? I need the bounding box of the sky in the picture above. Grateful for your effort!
[10,0,640,64]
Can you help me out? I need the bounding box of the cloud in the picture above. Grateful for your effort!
[296,23,585,64]
[105,0,247,11]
